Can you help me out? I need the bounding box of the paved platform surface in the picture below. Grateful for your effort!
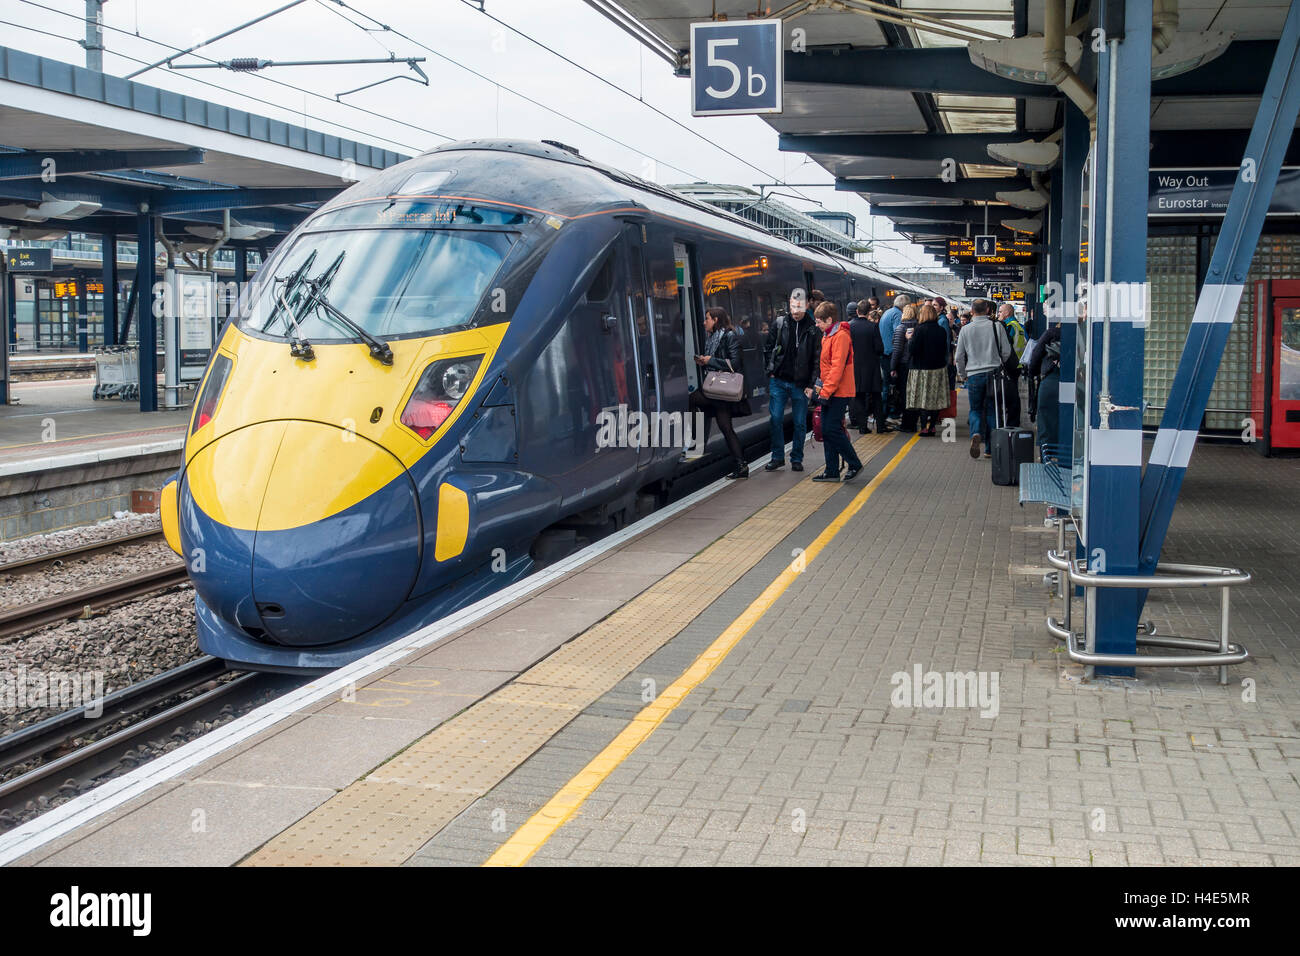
[407,437,1299,867]
[8,410,1299,867]
[0,378,185,472]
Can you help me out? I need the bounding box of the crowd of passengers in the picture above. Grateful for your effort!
[689,290,1061,481]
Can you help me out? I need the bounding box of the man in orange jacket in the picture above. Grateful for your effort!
[805,302,863,482]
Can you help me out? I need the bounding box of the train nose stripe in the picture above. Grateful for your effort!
[183,420,423,649]
[249,420,423,646]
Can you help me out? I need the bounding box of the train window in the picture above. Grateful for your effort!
[585,255,615,303]
[242,228,515,340]
[756,292,774,337]
[307,200,531,230]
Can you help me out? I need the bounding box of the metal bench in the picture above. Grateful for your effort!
[1018,442,1072,510]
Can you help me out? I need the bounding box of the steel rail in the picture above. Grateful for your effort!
[0,673,256,814]
[0,656,229,773]
[0,563,188,640]
[0,529,165,576]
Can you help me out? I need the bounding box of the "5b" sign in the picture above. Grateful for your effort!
[690,20,782,116]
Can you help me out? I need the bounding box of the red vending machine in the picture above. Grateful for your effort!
[1251,279,1300,454]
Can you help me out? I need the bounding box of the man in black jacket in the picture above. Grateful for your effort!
[762,290,820,471]
[848,300,886,433]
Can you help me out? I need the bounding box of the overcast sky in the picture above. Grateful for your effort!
[5,0,942,271]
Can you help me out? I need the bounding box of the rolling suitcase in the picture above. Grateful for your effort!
[991,372,1033,486]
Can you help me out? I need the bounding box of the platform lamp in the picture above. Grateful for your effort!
[986,140,1061,173]
[1001,216,1044,235]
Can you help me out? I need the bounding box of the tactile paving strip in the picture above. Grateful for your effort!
[242,434,891,866]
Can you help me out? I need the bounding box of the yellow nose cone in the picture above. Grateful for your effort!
[186,420,407,532]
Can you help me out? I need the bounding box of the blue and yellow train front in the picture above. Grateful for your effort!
[160,318,508,672]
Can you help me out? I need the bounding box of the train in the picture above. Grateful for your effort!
[159,138,946,672]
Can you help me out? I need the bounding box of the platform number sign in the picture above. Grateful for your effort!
[690,19,782,116]
[975,235,998,257]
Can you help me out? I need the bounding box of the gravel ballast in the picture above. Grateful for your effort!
[0,511,162,565]
[0,586,199,736]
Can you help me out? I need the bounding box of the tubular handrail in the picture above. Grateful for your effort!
[1043,544,1249,684]
[1045,551,1251,589]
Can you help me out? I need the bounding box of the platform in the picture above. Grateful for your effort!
[0,378,185,538]
[4,424,1298,867]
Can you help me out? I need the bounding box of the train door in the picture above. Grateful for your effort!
[624,225,661,471]
[675,241,702,393]
[1250,279,1300,453]
[571,247,640,490]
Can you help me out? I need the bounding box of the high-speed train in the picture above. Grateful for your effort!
[160,139,944,671]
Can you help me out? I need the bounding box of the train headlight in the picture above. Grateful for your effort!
[400,354,484,440]
[191,354,233,434]
[441,362,474,401]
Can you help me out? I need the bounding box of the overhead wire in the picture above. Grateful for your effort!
[331,0,702,180]
[11,0,449,152]
[450,0,820,204]
[13,0,932,266]
[313,0,395,56]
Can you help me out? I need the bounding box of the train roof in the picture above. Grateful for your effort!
[332,138,945,297]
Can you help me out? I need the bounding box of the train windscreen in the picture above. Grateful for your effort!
[242,227,515,340]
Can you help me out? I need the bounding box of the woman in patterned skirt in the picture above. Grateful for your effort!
[904,304,953,436]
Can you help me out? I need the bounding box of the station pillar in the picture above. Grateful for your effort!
[76,272,89,353]
[136,211,157,412]
[1080,1,1153,673]
[102,232,118,346]
[0,261,9,407]
[1056,102,1089,452]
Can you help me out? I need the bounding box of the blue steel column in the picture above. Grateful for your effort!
[136,212,157,412]
[232,247,247,339]
[1047,163,1063,304]
[102,232,118,346]
[1056,103,1088,450]
[1,268,10,407]
[1083,1,1153,674]
[76,271,88,352]
[1140,0,1300,572]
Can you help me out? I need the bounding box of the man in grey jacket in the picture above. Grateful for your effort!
[955,299,1013,459]
[879,294,909,422]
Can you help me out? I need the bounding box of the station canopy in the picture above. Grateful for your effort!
[594,1,1298,257]
[0,46,408,247]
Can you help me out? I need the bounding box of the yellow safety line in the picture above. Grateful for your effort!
[484,433,922,867]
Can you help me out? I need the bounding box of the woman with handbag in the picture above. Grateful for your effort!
[804,302,862,482]
[689,307,752,479]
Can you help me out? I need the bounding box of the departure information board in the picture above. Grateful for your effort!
[948,238,1039,266]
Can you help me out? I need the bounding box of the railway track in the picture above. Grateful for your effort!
[0,529,165,576]
[0,562,188,641]
[0,657,265,818]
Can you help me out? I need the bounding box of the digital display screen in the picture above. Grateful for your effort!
[947,238,1038,265]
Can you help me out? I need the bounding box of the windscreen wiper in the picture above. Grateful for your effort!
[297,252,394,366]
[271,250,318,361]
[310,293,394,366]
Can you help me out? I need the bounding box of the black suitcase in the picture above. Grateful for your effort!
[992,427,1035,485]
[990,373,1033,486]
